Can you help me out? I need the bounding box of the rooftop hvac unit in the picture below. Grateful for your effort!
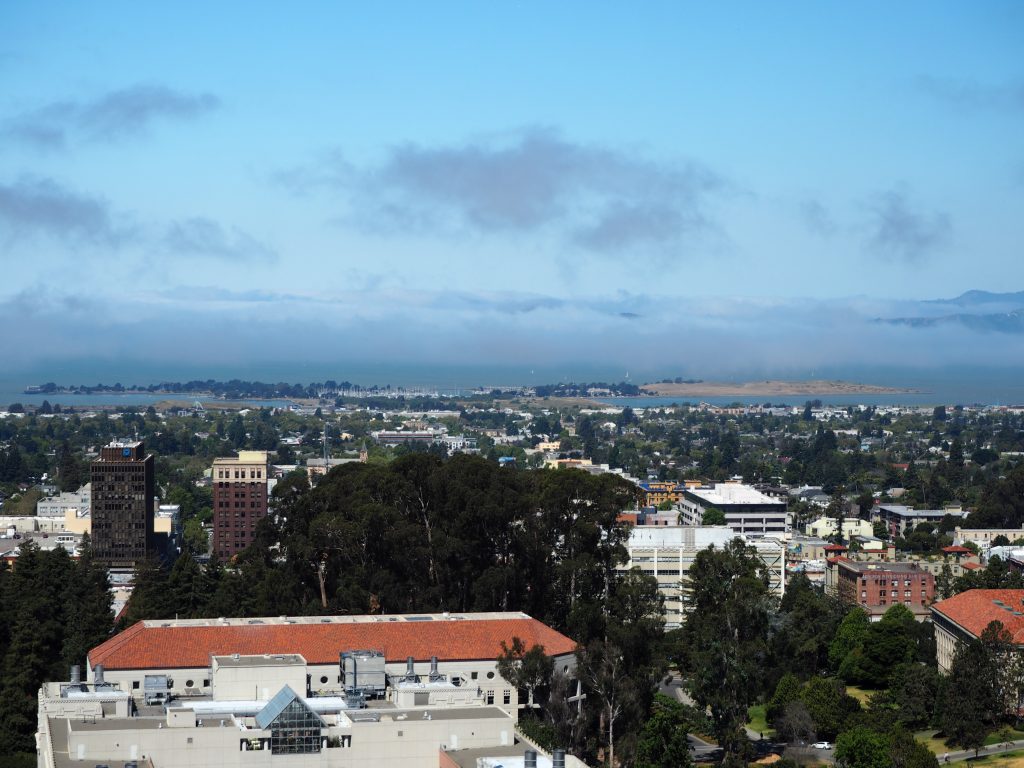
[340,650,386,698]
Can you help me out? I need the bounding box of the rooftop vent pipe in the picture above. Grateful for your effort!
[524,750,537,768]
[70,665,80,685]
[553,749,566,768]
[402,656,418,683]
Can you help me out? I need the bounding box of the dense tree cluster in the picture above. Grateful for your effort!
[0,540,112,761]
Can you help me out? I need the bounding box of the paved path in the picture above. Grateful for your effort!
[939,737,1024,763]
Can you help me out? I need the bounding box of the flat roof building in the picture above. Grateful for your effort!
[833,560,935,621]
[679,483,788,538]
[874,504,966,537]
[621,526,784,629]
[38,642,582,768]
[212,451,269,560]
[35,483,90,518]
[90,440,155,568]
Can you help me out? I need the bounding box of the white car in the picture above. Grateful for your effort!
[811,741,833,750]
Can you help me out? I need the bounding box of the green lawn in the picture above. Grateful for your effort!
[843,685,874,705]
[746,704,775,738]
[985,728,1024,747]
[915,730,949,755]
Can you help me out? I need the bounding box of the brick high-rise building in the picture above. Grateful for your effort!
[90,440,155,567]
[212,451,270,560]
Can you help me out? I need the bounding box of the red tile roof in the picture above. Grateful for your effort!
[824,544,847,552]
[942,546,972,554]
[961,561,983,570]
[89,615,577,671]
[932,589,1024,642]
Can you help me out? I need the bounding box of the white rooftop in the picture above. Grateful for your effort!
[686,483,783,506]
[627,525,739,549]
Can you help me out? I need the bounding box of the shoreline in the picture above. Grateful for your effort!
[640,379,923,397]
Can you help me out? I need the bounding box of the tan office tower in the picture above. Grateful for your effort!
[212,450,269,560]
[90,440,155,567]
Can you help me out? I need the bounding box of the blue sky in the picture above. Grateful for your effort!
[1,2,1022,381]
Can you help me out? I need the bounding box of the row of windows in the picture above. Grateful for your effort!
[860,578,927,586]
[216,468,264,479]
[862,590,927,598]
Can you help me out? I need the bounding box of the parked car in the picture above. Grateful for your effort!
[812,741,832,750]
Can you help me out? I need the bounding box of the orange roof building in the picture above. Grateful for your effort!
[86,611,579,706]
[932,589,1024,673]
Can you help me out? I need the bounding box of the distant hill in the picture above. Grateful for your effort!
[927,290,1024,307]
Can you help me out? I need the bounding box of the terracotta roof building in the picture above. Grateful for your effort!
[86,611,578,711]
[931,589,1024,673]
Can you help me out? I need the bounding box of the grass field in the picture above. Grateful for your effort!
[843,685,874,705]
[985,729,1024,746]
[746,704,775,738]
[916,730,950,755]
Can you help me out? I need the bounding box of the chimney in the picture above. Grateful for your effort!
[524,750,538,768]
[553,749,566,768]
[70,665,81,685]
[94,665,105,685]
[429,655,442,682]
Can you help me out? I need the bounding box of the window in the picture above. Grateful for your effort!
[471,672,478,680]
[503,690,511,705]
[486,690,494,705]
[260,695,324,755]
[186,679,194,688]
[486,671,495,679]
[132,680,140,689]
[320,676,329,684]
